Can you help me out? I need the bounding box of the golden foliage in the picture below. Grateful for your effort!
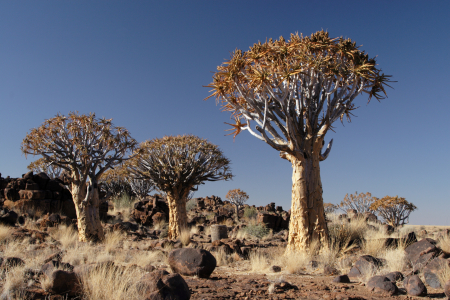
[370,196,417,227]
[339,192,377,214]
[225,188,249,206]
[128,135,232,196]
[21,112,137,183]
[206,30,393,144]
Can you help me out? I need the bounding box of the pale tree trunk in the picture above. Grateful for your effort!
[71,181,105,242]
[235,205,240,221]
[167,189,189,240]
[284,152,329,252]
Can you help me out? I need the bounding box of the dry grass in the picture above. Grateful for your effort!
[249,250,269,273]
[153,219,167,231]
[438,234,450,254]
[104,230,126,254]
[361,238,386,257]
[213,248,231,267]
[190,226,199,236]
[0,224,13,243]
[381,248,407,273]
[49,224,79,249]
[0,265,27,299]
[80,264,146,300]
[282,250,311,274]
[438,260,450,287]
[179,228,191,246]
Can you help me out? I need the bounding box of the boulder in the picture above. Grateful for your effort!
[269,265,281,272]
[423,257,449,288]
[403,275,427,296]
[348,255,383,278]
[333,275,350,283]
[33,172,50,189]
[45,270,80,295]
[0,209,18,226]
[0,257,25,268]
[405,238,438,271]
[137,270,190,300]
[385,271,403,282]
[168,248,216,278]
[18,189,46,200]
[366,275,398,296]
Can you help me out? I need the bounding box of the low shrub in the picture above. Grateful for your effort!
[243,207,258,220]
[242,223,270,239]
[186,198,197,211]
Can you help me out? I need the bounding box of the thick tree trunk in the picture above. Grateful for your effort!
[72,183,105,242]
[167,191,188,240]
[235,205,240,221]
[285,154,329,252]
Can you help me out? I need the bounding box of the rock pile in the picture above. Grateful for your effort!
[1,171,76,219]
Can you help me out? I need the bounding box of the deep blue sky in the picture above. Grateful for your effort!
[1,1,449,225]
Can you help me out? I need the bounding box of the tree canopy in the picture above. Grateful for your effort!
[21,112,137,184]
[206,30,393,160]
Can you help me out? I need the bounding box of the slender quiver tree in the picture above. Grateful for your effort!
[128,135,232,239]
[206,31,393,251]
[22,112,137,242]
[225,189,249,221]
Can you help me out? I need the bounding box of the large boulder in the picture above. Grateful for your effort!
[168,248,216,278]
[0,209,18,226]
[423,257,449,288]
[366,275,398,296]
[403,275,427,296]
[405,238,438,271]
[44,270,80,296]
[348,255,383,278]
[137,270,190,300]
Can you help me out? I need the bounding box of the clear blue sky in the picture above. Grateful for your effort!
[1,1,449,225]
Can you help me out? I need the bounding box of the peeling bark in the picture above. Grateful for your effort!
[284,151,329,252]
[167,190,189,240]
[72,181,104,242]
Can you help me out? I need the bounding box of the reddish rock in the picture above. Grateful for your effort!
[366,275,398,296]
[168,248,216,278]
[385,271,403,282]
[333,275,350,283]
[403,275,427,296]
[423,257,449,288]
[138,270,190,300]
[405,238,438,271]
[45,270,80,295]
[348,255,382,278]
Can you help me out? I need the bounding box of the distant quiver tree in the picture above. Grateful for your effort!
[225,189,249,221]
[206,30,393,251]
[128,135,232,239]
[370,196,416,227]
[339,191,377,214]
[22,112,137,242]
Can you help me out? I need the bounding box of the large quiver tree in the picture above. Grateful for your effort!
[206,30,392,251]
[128,135,232,239]
[22,112,137,242]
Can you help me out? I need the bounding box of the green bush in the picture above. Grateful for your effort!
[186,198,197,211]
[243,207,258,219]
[243,224,270,239]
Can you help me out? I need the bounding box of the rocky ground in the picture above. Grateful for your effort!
[0,172,450,299]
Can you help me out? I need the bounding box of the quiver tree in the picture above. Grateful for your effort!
[370,196,416,227]
[225,189,249,221]
[206,30,393,251]
[99,165,134,200]
[27,157,63,179]
[128,135,232,239]
[339,192,377,214]
[22,112,137,242]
